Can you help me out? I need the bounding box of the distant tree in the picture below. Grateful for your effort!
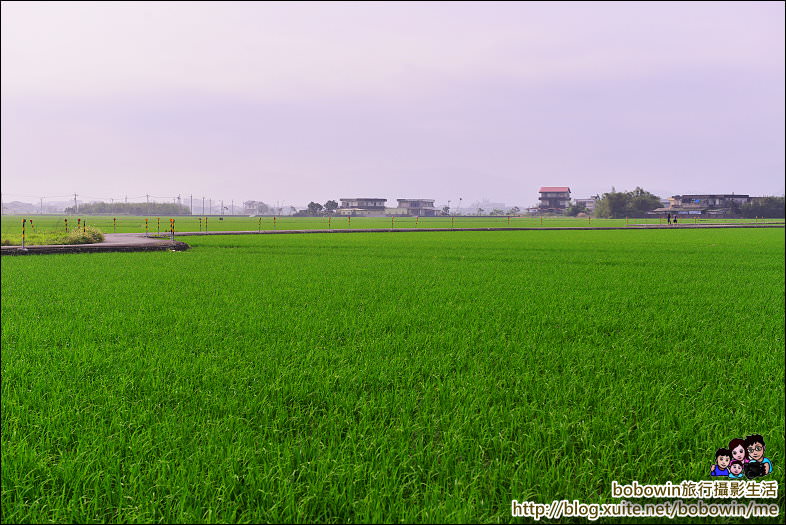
[740,196,785,218]
[490,208,505,216]
[729,200,741,216]
[477,208,484,216]
[627,187,662,216]
[565,203,588,217]
[324,200,339,213]
[507,206,521,215]
[593,187,661,218]
[441,206,450,215]
[307,201,324,216]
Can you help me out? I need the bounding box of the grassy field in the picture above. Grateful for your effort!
[1,214,780,243]
[2,228,784,523]
[0,226,104,246]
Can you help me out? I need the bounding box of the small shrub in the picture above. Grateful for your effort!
[63,226,104,245]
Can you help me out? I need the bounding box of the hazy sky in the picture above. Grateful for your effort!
[2,1,784,208]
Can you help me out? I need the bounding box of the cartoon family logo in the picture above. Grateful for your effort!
[710,434,772,479]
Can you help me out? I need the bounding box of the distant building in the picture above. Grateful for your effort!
[243,200,270,216]
[338,198,387,216]
[573,198,596,212]
[749,196,776,205]
[652,204,705,216]
[539,187,571,212]
[392,199,437,217]
[651,194,751,217]
[671,194,750,207]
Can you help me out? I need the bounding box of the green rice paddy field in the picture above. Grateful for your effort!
[2,228,784,523]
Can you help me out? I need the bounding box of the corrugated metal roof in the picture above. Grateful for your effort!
[652,206,708,212]
[539,187,571,192]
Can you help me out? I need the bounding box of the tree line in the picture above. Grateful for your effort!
[739,197,784,218]
[582,189,784,218]
[294,200,339,216]
[64,202,191,215]
[574,187,662,218]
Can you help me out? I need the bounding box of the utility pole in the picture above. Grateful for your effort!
[190,194,193,216]
[209,198,212,215]
[202,196,205,215]
[231,200,234,215]
[221,200,224,217]
[74,193,78,214]
[146,194,150,216]
[40,197,43,215]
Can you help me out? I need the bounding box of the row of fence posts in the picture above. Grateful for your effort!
[60,217,86,233]
[21,217,84,247]
[197,217,218,232]
[254,216,281,232]
[21,218,40,247]
[140,217,178,238]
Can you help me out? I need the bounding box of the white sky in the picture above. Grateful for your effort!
[2,1,784,208]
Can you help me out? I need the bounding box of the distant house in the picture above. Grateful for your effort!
[393,199,437,217]
[539,187,571,212]
[337,198,387,216]
[653,194,751,217]
[573,198,596,212]
[671,194,750,208]
[243,200,270,216]
[651,204,706,216]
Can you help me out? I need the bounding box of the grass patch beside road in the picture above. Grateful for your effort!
[1,226,104,246]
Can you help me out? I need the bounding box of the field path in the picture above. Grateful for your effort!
[1,222,782,255]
